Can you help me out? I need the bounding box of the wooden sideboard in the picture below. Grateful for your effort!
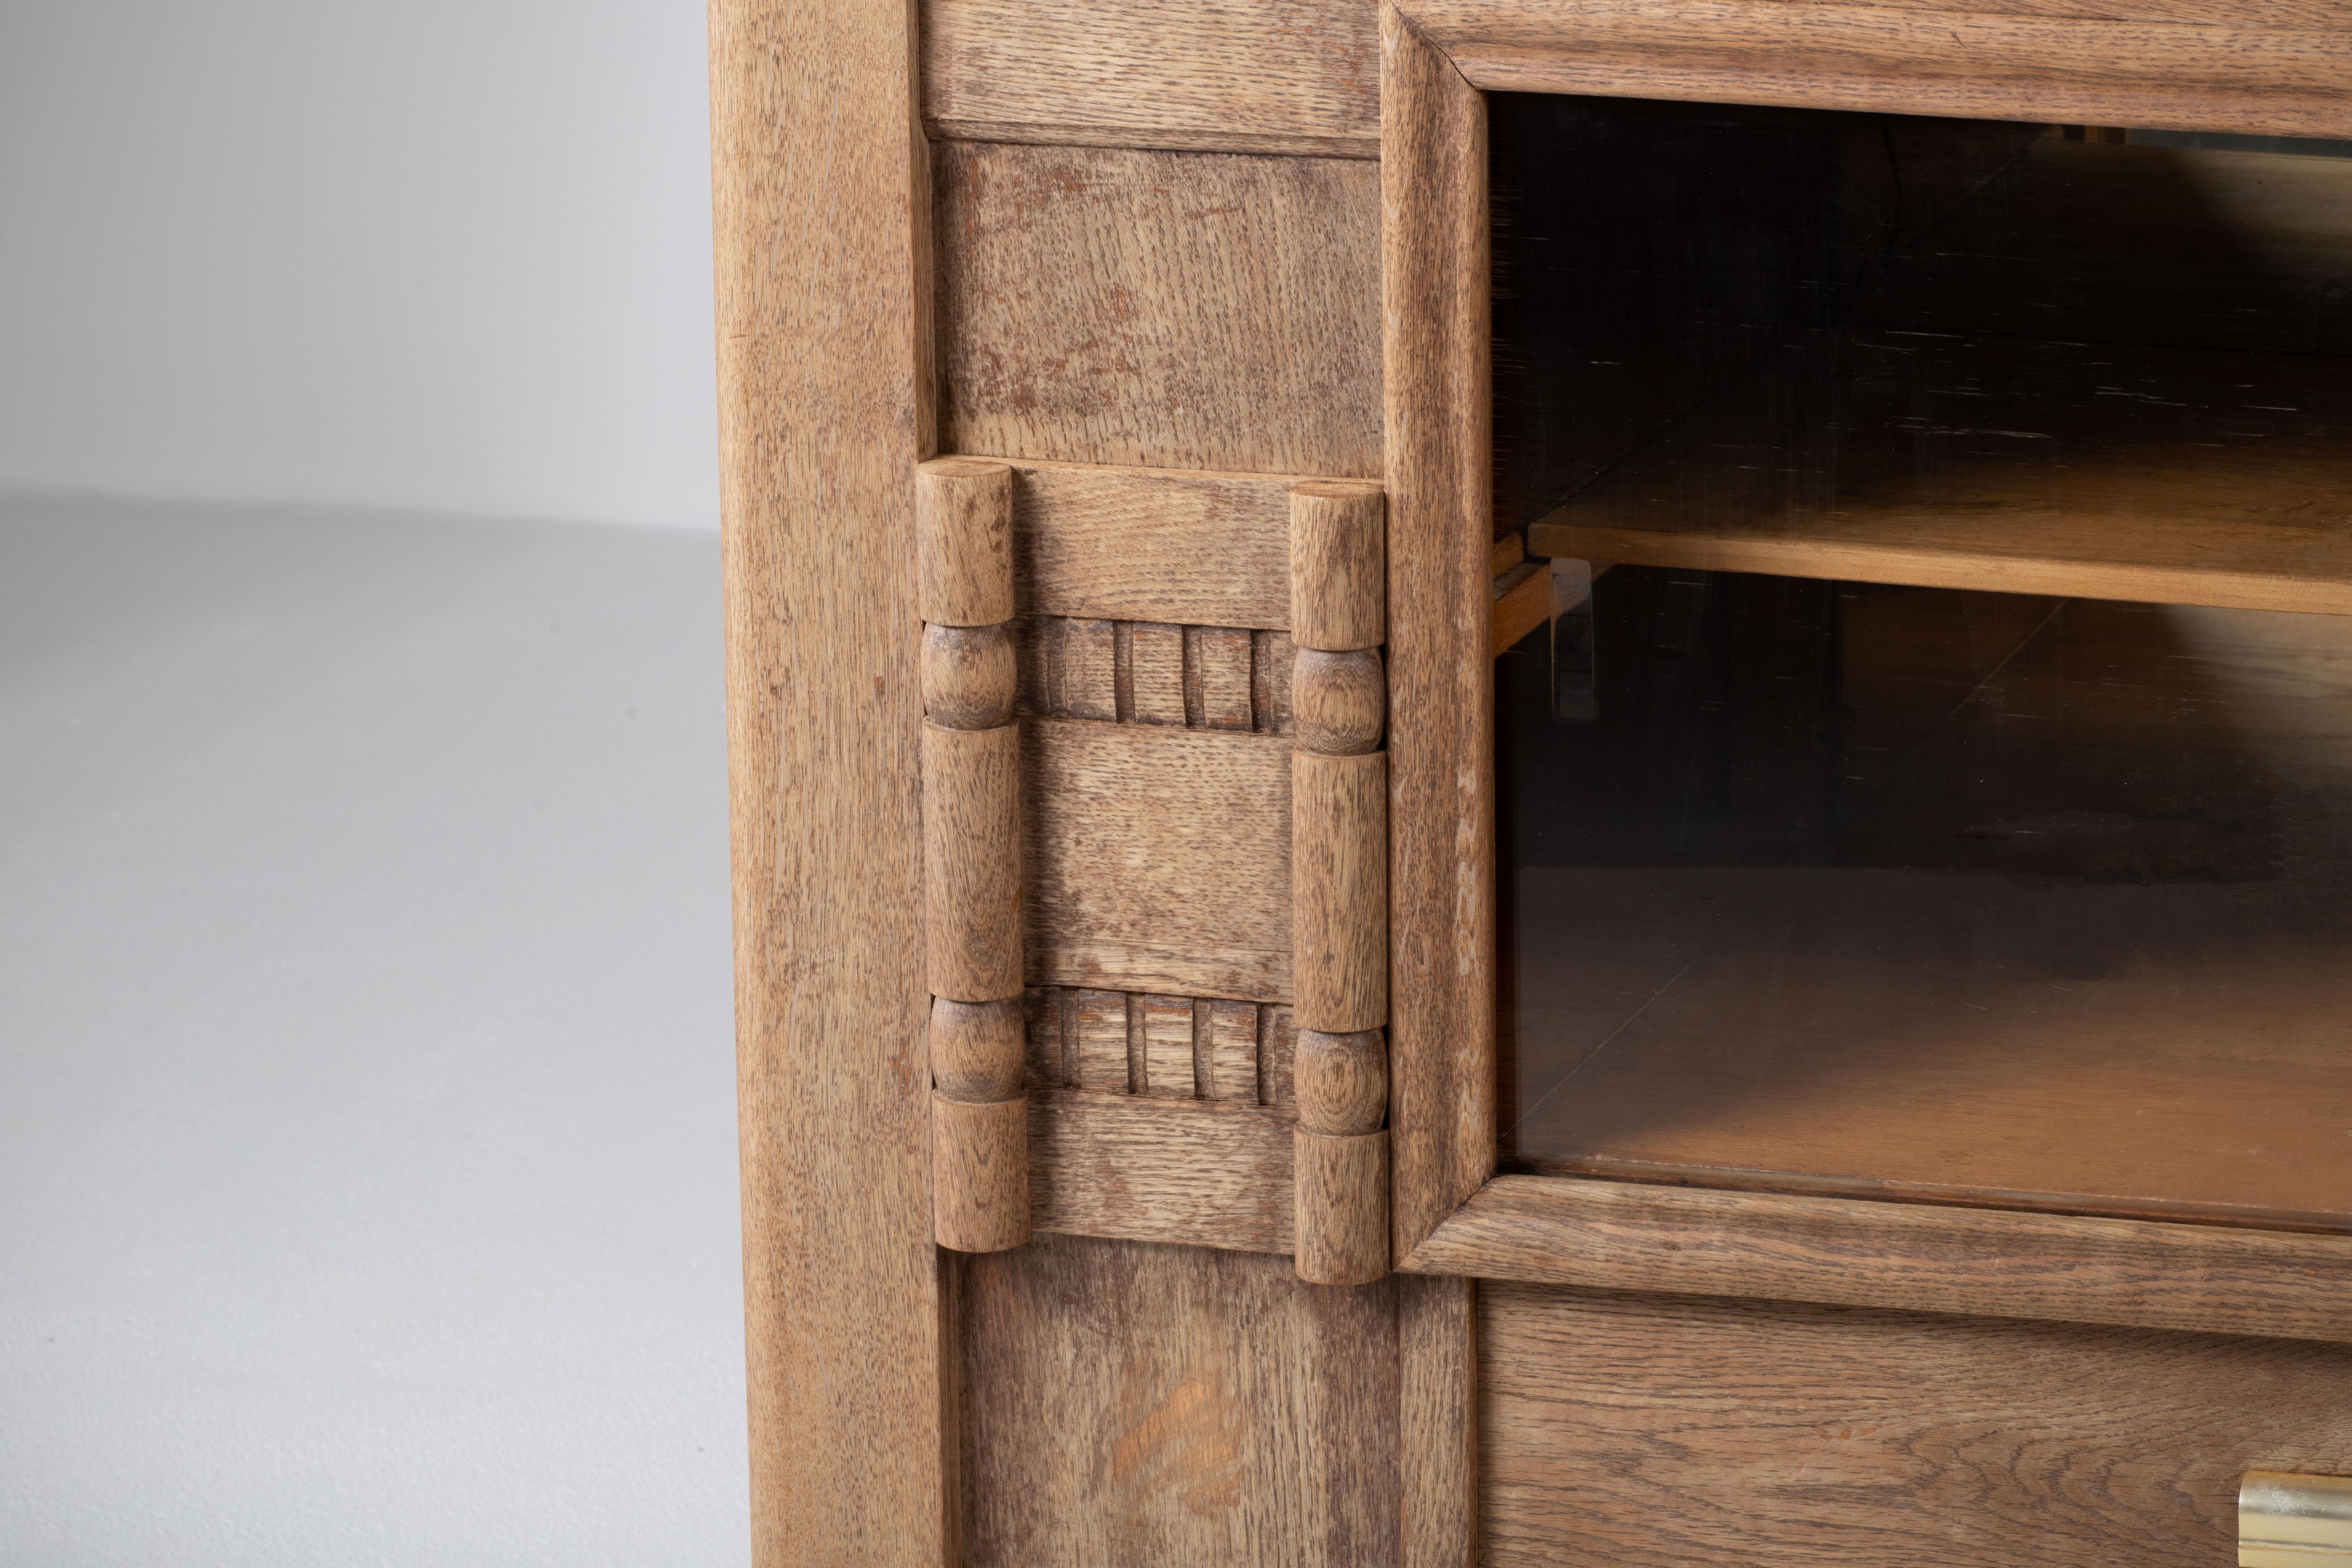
[711,2,2352,1561]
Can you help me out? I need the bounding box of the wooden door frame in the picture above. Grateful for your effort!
[714,0,2352,1559]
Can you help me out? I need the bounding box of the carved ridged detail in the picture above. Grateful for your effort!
[1017,614,1295,735]
[1021,986,1298,1111]
[1289,480,1390,1286]
[919,457,1031,1254]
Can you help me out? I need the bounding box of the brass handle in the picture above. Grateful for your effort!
[2243,1472,2352,1565]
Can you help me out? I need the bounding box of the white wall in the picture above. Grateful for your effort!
[0,0,717,530]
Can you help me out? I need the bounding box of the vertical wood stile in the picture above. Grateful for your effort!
[920,458,1032,1254]
[1289,480,1392,1285]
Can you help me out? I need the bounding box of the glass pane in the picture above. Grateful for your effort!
[1493,95,2352,1229]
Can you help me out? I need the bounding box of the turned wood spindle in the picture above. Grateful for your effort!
[1288,480,1391,1286]
[918,457,1030,1254]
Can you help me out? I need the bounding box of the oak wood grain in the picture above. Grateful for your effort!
[934,1092,1032,1254]
[1190,626,1256,731]
[1002,460,1299,629]
[1293,648,1386,755]
[1481,1280,2352,1566]
[1383,5,1496,1258]
[922,0,1381,159]
[1400,1274,1477,1568]
[1029,1089,1295,1253]
[920,623,1017,730]
[1295,1130,1392,1285]
[1024,717,1293,1002]
[1407,1176,2352,1343]
[1204,997,1262,1103]
[957,1233,1402,1565]
[922,720,1023,1004]
[1295,1027,1389,1137]
[1292,749,1388,1034]
[1290,482,1388,652]
[1488,561,1548,657]
[1413,0,2352,139]
[936,141,1382,478]
[917,457,1014,626]
[931,996,1025,1104]
[713,0,942,1553]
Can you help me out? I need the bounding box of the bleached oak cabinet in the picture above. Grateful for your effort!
[712,0,2352,1560]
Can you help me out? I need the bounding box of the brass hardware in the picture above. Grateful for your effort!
[2243,1472,2352,1566]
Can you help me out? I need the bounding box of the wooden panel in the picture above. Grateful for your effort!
[1072,988,1131,1094]
[1400,1276,1477,1568]
[1024,717,1292,1001]
[956,1233,1401,1566]
[1406,1176,2352,1344]
[1138,993,1195,1098]
[936,141,1381,479]
[1011,461,1294,630]
[1480,1281,2352,1566]
[1029,1090,1294,1253]
[1382,3,1497,1258]
[922,0,1381,159]
[711,0,942,1556]
[1412,0,2352,139]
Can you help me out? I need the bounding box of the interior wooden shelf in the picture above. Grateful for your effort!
[1528,332,2352,616]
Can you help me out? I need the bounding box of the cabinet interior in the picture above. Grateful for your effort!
[1494,95,2352,1231]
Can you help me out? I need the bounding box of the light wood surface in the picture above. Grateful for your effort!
[713,0,942,1554]
[1412,0,2352,138]
[1029,1089,1294,1253]
[921,720,1022,1004]
[1292,749,1387,1034]
[935,141,1381,478]
[1023,985,1293,1108]
[956,1233,1403,1565]
[1406,1176,2352,1344]
[1000,460,1297,629]
[931,995,1025,1104]
[1020,613,1294,733]
[919,623,1016,730]
[916,457,1014,626]
[1529,335,2352,617]
[1481,1281,2352,1566]
[922,0,1381,159]
[1293,649,1385,756]
[1295,1027,1388,1137]
[1024,717,1293,1001]
[1295,1130,1392,1285]
[1382,3,1496,1259]
[1400,1274,1477,1568]
[934,1093,1032,1253]
[1489,561,1547,656]
[1290,482,1388,651]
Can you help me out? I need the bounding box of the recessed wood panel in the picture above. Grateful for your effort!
[1023,717,1292,1001]
[1480,1280,2352,1566]
[956,1233,1401,1566]
[936,141,1382,478]
[1029,1089,1294,1252]
[922,0,1380,158]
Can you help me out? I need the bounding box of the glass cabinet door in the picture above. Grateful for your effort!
[1493,95,2352,1232]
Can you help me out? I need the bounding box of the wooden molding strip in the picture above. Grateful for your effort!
[1404,0,2352,139]
[1289,481,1393,1285]
[1404,1175,2352,1344]
[1029,1089,1295,1253]
[918,458,1032,1254]
[1382,2,1498,1263]
[922,0,1380,159]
